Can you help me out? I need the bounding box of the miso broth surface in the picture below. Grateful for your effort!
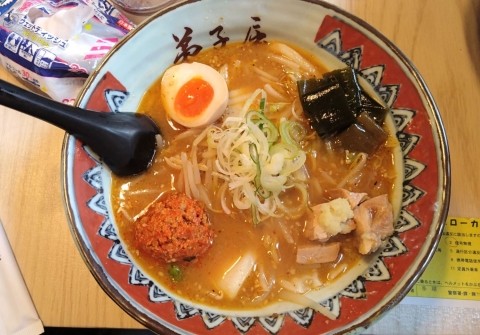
[111,42,399,310]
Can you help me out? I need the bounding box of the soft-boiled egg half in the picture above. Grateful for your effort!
[160,62,229,128]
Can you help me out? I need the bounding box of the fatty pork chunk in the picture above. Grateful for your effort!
[353,194,394,254]
[303,189,394,256]
[134,192,215,263]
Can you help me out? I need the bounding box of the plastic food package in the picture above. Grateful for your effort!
[111,0,176,15]
[0,0,135,103]
[0,218,44,335]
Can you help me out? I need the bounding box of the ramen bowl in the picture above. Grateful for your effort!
[63,0,450,333]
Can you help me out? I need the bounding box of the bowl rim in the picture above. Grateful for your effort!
[62,0,451,333]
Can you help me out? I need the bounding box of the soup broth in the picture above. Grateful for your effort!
[111,42,400,311]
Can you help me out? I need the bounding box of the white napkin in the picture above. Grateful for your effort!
[363,300,480,334]
[0,219,44,335]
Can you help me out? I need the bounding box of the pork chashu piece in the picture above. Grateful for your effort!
[304,189,367,242]
[354,194,394,255]
[304,189,394,255]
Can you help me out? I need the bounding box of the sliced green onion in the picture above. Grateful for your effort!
[247,111,279,144]
[249,142,261,189]
[279,119,306,146]
[259,97,266,113]
[249,142,259,164]
[194,88,309,224]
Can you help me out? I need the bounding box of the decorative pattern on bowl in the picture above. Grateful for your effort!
[63,1,449,334]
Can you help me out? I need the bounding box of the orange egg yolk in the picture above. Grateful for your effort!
[174,77,214,117]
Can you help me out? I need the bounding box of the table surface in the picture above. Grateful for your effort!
[1,0,479,332]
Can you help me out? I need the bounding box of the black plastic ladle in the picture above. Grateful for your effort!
[0,79,160,176]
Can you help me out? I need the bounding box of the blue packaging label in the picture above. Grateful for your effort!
[0,0,18,16]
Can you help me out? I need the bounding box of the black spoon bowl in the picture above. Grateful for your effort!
[0,79,161,176]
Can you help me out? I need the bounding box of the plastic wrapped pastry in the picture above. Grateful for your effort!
[0,0,135,103]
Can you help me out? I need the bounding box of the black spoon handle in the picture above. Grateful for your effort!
[0,79,160,176]
[0,79,110,139]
